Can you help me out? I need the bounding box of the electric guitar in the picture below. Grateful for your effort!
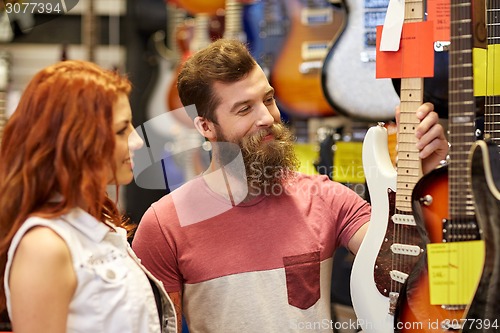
[350,1,426,331]
[394,1,483,331]
[321,0,400,122]
[463,0,500,326]
[467,139,500,330]
[242,0,289,78]
[166,11,219,126]
[147,1,186,124]
[271,0,345,118]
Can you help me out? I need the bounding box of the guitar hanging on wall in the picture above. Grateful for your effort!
[242,0,289,79]
[321,0,399,122]
[271,0,345,118]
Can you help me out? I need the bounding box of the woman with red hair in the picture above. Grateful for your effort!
[0,60,176,333]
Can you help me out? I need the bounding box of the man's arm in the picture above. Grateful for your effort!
[167,291,182,333]
[347,223,369,255]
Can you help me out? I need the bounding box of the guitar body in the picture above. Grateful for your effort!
[351,125,397,332]
[321,0,399,122]
[272,0,344,118]
[395,166,464,332]
[243,0,289,78]
[466,140,500,329]
[175,0,225,15]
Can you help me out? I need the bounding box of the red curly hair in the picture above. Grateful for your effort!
[0,60,132,311]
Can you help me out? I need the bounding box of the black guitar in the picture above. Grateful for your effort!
[463,0,500,327]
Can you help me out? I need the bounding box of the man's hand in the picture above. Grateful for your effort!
[396,102,448,174]
[415,103,448,174]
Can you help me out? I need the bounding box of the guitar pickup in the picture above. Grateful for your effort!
[390,243,422,256]
[390,270,409,284]
[299,61,323,74]
[301,42,329,60]
[391,213,417,226]
[301,8,333,26]
[442,219,480,242]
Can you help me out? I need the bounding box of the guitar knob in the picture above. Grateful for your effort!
[420,194,433,206]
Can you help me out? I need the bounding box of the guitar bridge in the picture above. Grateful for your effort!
[388,292,399,315]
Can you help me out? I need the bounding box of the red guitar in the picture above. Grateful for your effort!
[271,0,345,118]
[394,1,483,331]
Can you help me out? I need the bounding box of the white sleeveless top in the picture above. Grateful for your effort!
[4,207,177,332]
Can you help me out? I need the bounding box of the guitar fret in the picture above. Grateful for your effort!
[394,201,412,210]
[397,160,421,168]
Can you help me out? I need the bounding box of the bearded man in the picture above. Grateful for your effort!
[132,39,448,333]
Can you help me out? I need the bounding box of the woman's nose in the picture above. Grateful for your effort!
[128,128,144,151]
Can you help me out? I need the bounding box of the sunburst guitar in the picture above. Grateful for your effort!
[174,0,225,15]
[271,0,345,118]
[393,1,484,331]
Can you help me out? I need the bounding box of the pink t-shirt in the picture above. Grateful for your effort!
[133,173,370,332]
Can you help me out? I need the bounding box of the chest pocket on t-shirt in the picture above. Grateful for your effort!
[283,251,320,309]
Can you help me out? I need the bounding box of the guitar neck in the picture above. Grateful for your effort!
[83,0,97,62]
[448,0,477,221]
[166,2,182,57]
[191,14,211,52]
[223,0,243,40]
[394,0,425,212]
[396,78,423,211]
[485,0,500,146]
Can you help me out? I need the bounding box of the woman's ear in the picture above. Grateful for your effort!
[194,116,216,140]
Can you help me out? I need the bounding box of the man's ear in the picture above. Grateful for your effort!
[194,116,216,140]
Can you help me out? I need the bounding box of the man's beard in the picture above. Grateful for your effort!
[215,123,300,193]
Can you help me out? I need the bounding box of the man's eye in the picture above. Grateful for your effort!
[265,96,275,104]
[238,106,250,114]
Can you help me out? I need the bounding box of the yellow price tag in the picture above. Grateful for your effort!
[427,240,485,305]
[332,141,365,183]
[293,143,320,176]
[474,45,500,96]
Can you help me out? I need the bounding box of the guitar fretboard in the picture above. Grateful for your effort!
[224,0,244,40]
[395,0,424,212]
[448,1,477,222]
